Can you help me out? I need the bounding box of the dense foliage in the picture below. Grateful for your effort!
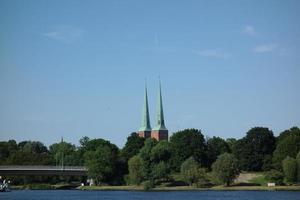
[297,152,300,182]
[206,137,230,167]
[1,126,300,187]
[272,128,300,169]
[233,127,276,171]
[169,129,207,170]
[211,153,239,186]
[282,156,297,184]
[180,157,208,186]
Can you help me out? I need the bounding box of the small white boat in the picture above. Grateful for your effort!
[0,180,11,192]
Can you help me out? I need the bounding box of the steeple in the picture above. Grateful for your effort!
[138,84,151,132]
[153,80,167,131]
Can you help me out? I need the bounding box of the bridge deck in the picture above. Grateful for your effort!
[0,165,87,176]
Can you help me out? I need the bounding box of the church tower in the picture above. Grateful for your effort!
[151,81,168,141]
[138,84,152,138]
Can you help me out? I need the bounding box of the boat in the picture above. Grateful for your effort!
[0,180,11,192]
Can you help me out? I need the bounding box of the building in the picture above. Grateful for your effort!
[138,82,168,141]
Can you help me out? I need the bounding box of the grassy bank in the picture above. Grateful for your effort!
[79,185,300,191]
[11,183,79,190]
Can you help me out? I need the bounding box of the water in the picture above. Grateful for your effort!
[1,190,300,200]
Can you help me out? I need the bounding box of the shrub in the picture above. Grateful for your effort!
[296,152,300,182]
[211,153,239,186]
[128,155,144,185]
[282,156,297,184]
[142,180,154,191]
[265,169,284,185]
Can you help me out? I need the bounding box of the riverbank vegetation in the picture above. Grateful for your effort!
[1,126,300,190]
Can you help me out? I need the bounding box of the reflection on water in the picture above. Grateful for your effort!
[1,190,300,200]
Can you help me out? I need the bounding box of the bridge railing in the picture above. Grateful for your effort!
[0,165,87,171]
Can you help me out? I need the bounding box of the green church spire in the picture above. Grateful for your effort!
[139,84,152,132]
[153,80,167,131]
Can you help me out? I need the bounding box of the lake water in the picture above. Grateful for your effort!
[1,190,300,200]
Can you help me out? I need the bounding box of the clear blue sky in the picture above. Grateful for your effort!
[1,0,299,147]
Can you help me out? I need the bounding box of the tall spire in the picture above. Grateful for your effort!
[139,84,151,131]
[154,80,167,130]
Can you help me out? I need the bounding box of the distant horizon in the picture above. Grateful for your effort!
[1,0,299,148]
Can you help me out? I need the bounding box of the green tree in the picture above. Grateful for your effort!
[139,138,158,179]
[150,140,171,163]
[49,141,77,166]
[76,136,90,165]
[7,141,53,165]
[151,161,170,182]
[0,140,18,164]
[128,155,144,185]
[212,153,239,186]
[180,157,202,186]
[276,127,300,144]
[233,127,276,171]
[226,138,237,153]
[265,169,284,185]
[170,129,207,170]
[20,141,48,153]
[273,129,300,168]
[207,137,230,167]
[297,152,300,182]
[138,139,172,185]
[83,139,119,185]
[282,156,297,184]
[121,132,145,162]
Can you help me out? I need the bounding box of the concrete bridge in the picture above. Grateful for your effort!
[0,165,87,176]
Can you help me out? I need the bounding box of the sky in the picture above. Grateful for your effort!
[0,0,300,148]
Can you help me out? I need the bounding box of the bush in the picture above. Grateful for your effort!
[282,156,297,184]
[297,152,300,182]
[212,153,239,186]
[195,168,210,187]
[180,157,209,187]
[152,161,170,182]
[128,155,144,185]
[265,169,284,185]
[142,180,154,191]
[180,157,200,186]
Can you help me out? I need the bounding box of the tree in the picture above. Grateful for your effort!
[150,140,171,163]
[7,141,53,165]
[49,141,77,166]
[170,129,207,170]
[19,141,48,154]
[297,152,300,182]
[212,153,239,186]
[233,127,276,171]
[0,140,18,164]
[151,161,170,182]
[282,156,297,184]
[226,138,237,153]
[180,157,206,186]
[206,137,230,167]
[276,127,300,144]
[121,132,145,161]
[138,138,158,179]
[128,155,144,185]
[265,169,284,185]
[273,128,300,168]
[137,139,172,185]
[83,139,119,185]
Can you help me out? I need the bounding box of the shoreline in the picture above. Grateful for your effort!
[79,185,300,191]
[10,184,300,191]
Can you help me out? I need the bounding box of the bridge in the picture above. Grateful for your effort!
[0,165,88,176]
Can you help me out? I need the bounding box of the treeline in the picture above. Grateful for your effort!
[0,126,300,187]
